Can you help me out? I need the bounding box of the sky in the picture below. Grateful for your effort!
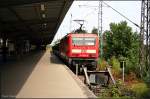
[51,1,141,45]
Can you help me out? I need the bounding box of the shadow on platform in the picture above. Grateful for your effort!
[1,50,45,97]
[49,52,64,64]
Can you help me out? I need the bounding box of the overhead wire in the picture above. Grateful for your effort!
[72,1,141,32]
[102,1,141,29]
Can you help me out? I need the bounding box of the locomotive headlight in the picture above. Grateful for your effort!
[72,49,81,53]
[86,50,96,53]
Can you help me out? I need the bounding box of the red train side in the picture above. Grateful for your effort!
[58,33,99,70]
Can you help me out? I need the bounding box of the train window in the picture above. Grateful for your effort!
[72,38,84,46]
[84,38,96,45]
[72,37,96,46]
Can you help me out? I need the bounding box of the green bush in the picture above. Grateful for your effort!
[99,79,138,98]
[125,57,139,75]
[98,57,101,64]
[131,83,149,98]
[110,85,121,97]
[109,80,133,98]
[99,88,111,98]
[98,58,107,70]
[110,56,121,76]
[141,88,150,99]
[143,71,150,83]
[110,56,120,70]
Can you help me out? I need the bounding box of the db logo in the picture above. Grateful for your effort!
[81,50,86,53]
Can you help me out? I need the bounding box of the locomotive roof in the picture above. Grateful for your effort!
[68,33,98,37]
[59,33,98,41]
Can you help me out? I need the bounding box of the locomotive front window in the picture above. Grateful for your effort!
[72,37,96,46]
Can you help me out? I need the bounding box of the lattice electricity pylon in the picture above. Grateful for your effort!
[139,0,150,77]
[146,0,150,72]
[98,0,103,58]
[148,1,150,72]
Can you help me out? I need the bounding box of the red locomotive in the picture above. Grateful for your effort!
[52,33,99,70]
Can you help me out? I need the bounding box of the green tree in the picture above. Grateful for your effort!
[105,21,133,58]
[104,21,140,75]
[91,27,98,35]
[103,30,113,59]
[126,31,140,74]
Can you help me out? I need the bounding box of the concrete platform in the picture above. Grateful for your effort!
[1,50,96,98]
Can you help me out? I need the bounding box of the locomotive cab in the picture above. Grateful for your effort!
[69,33,99,70]
[53,33,99,71]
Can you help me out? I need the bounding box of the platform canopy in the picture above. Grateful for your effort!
[0,0,73,45]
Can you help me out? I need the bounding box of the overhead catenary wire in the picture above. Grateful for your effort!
[78,1,141,30]
[102,1,141,29]
[73,1,141,34]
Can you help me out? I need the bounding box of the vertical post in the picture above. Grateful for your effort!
[148,1,150,72]
[76,64,78,76]
[122,61,125,82]
[139,0,147,77]
[100,1,103,59]
[145,0,149,71]
[98,0,100,58]
[98,1,100,38]
[98,0,103,59]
